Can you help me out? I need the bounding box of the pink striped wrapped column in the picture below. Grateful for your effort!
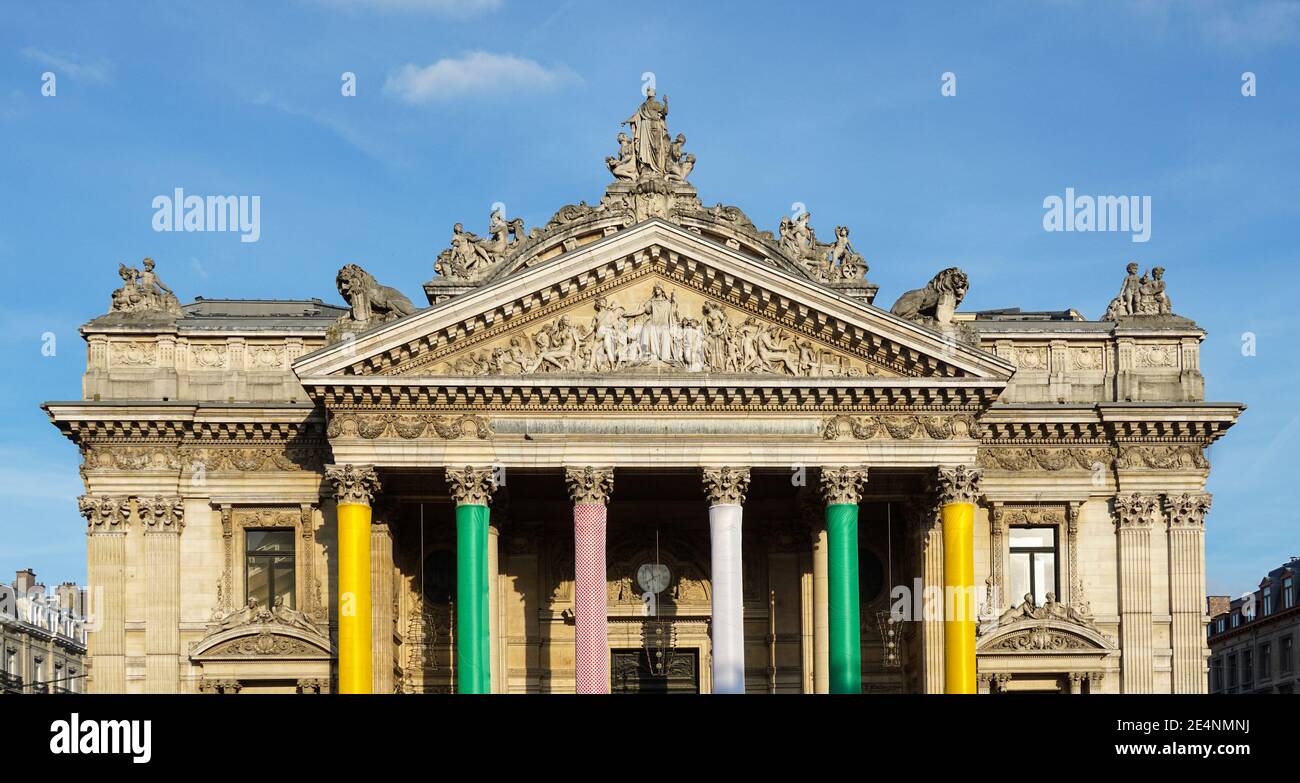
[565,467,615,694]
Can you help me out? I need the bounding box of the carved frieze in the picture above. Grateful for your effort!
[701,466,750,506]
[206,631,320,657]
[325,464,381,507]
[986,626,1093,652]
[326,412,493,440]
[822,414,978,441]
[977,447,1114,472]
[81,444,182,472]
[1115,445,1207,470]
[820,466,868,506]
[564,466,614,506]
[997,506,1065,527]
[110,341,158,367]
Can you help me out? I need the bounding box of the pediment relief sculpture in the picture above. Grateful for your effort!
[326,263,420,343]
[431,281,880,378]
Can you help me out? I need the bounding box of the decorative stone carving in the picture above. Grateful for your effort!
[776,211,868,282]
[81,444,182,472]
[701,466,750,506]
[614,88,678,180]
[77,496,129,531]
[206,630,320,657]
[326,412,493,440]
[1165,492,1212,528]
[434,207,529,281]
[564,466,614,505]
[326,263,418,342]
[999,506,1064,526]
[1115,445,1207,470]
[109,257,182,316]
[296,678,327,694]
[198,678,242,694]
[140,495,185,531]
[986,626,1093,652]
[1103,262,1176,320]
[325,463,380,506]
[819,466,868,506]
[995,592,1097,632]
[180,445,325,473]
[977,447,1115,472]
[890,267,969,325]
[439,284,868,377]
[1113,493,1159,528]
[208,596,319,635]
[935,465,982,506]
[821,414,978,441]
[444,466,497,507]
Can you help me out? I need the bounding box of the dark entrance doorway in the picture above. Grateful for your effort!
[611,648,700,693]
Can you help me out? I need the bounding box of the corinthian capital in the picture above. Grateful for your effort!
[141,495,185,531]
[820,466,868,506]
[325,464,381,506]
[1113,492,1159,529]
[936,464,983,506]
[702,466,750,506]
[1165,492,1212,529]
[445,466,497,507]
[565,466,614,505]
[77,495,129,532]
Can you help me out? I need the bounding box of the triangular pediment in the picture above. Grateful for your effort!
[294,221,1012,394]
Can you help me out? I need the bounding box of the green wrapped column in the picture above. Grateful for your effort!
[821,467,868,695]
[446,467,497,695]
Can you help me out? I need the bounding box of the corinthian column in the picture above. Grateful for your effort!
[702,466,751,694]
[936,465,982,694]
[325,463,380,694]
[445,466,497,694]
[78,496,129,693]
[1166,493,1212,694]
[565,467,614,694]
[820,466,868,694]
[141,496,184,693]
[1114,493,1158,694]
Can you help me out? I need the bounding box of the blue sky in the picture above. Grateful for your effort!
[0,0,1296,594]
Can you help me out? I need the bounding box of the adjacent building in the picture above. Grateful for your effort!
[1208,558,1299,694]
[43,95,1242,694]
[0,570,87,694]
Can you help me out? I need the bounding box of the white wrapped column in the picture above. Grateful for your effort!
[702,467,750,694]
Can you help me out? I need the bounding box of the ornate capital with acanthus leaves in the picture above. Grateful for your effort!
[445,466,497,507]
[325,464,381,507]
[140,495,185,532]
[1113,492,1159,529]
[702,466,751,507]
[1165,492,1212,529]
[77,495,130,532]
[565,466,614,506]
[820,466,868,506]
[936,465,983,506]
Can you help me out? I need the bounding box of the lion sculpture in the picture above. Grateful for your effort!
[889,267,969,324]
[332,264,418,337]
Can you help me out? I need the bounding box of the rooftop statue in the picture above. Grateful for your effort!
[776,212,869,283]
[890,267,969,324]
[1103,262,1175,320]
[109,257,183,316]
[434,206,529,282]
[327,263,418,342]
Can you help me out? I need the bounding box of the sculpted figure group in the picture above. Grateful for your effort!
[1103,262,1174,319]
[109,257,183,316]
[606,88,694,182]
[434,206,529,281]
[776,211,868,282]
[997,592,1096,631]
[444,285,860,378]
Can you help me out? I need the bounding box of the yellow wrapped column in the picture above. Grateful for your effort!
[937,465,982,695]
[326,464,381,694]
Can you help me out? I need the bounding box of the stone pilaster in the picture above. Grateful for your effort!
[913,498,945,694]
[1166,493,1212,694]
[371,516,395,694]
[1114,493,1159,693]
[989,503,1007,614]
[141,495,184,693]
[78,496,129,694]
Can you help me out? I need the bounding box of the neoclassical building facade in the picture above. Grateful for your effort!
[45,94,1241,694]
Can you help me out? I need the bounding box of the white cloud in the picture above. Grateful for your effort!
[312,0,501,14]
[19,47,111,82]
[385,51,577,104]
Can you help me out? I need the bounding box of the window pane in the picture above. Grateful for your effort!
[1032,553,1057,605]
[273,557,295,609]
[1009,552,1031,604]
[247,559,270,606]
[246,529,294,553]
[1009,527,1055,549]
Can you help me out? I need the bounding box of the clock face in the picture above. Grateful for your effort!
[636,563,671,594]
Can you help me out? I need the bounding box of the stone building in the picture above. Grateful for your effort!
[44,94,1241,694]
[1208,558,1299,694]
[0,570,87,694]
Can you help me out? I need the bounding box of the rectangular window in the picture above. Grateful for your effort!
[1232,611,1240,628]
[1282,636,1293,674]
[1008,526,1058,608]
[245,529,295,609]
[1285,577,1295,609]
[1264,590,1274,616]
[1260,643,1272,679]
[1243,651,1253,686]
[1228,654,1237,687]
